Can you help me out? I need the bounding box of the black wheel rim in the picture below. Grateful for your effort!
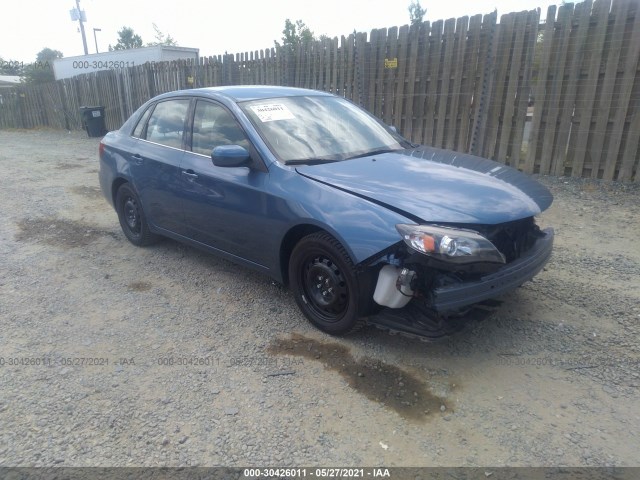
[300,254,349,323]
[122,196,141,235]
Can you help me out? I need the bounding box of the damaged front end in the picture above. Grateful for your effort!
[362,217,554,339]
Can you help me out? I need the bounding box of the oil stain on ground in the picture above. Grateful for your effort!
[55,163,84,170]
[69,186,102,198]
[127,281,152,292]
[16,218,117,248]
[267,333,447,421]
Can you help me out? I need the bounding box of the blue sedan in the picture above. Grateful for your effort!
[99,86,553,339]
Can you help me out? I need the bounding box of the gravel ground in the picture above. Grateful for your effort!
[0,129,639,467]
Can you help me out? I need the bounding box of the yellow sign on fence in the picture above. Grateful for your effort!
[384,58,398,69]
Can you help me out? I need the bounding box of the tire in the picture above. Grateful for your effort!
[115,183,159,246]
[289,232,365,335]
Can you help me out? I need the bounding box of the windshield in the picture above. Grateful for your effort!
[240,95,404,164]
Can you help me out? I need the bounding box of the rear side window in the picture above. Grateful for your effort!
[143,99,190,149]
[191,101,250,156]
[132,105,153,138]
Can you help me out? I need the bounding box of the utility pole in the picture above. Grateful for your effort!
[76,0,89,55]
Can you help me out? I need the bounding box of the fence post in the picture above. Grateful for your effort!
[470,11,497,157]
[18,89,26,128]
[145,63,155,99]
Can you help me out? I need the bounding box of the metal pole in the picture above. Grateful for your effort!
[93,28,101,53]
[76,0,89,55]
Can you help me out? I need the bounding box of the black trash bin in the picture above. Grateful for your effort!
[80,106,107,137]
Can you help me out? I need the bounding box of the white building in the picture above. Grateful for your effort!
[0,75,21,89]
[52,46,199,80]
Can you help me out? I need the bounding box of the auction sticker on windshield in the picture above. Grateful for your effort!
[250,104,295,122]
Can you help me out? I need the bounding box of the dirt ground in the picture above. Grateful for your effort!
[0,129,639,468]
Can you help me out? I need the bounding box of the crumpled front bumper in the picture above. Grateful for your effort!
[430,227,554,312]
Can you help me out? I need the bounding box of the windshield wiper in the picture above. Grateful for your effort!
[285,158,339,166]
[345,148,401,160]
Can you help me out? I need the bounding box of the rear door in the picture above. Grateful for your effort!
[131,98,191,235]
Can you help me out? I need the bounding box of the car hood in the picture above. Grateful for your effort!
[295,147,553,224]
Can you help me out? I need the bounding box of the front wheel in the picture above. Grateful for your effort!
[115,183,159,246]
[289,232,365,335]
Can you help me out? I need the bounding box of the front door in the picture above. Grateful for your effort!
[180,100,276,268]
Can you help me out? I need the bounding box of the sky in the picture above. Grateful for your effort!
[2,0,561,63]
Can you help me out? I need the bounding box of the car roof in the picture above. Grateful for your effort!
[120,86,335,135]
[187,85,332,102]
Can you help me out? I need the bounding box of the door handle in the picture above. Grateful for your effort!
[132,154,143,165]
[182,170,198,179]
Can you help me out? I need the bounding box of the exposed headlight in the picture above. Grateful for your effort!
[395,224,505,264]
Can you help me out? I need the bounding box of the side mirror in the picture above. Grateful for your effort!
[388,125,398,133]
[212,145,251,168]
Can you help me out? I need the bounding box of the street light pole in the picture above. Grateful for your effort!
[76,0,88,55]
[93,28,102,53]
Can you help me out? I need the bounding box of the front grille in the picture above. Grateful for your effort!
[480,217,541,263]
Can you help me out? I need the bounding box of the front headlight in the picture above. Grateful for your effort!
[395,224,505,264]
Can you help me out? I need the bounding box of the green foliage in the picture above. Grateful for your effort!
[109,27,143,51]
[274,19,315,54]
[531,30,545,88]
[408,0,426,26]
[147,23,178,47]
[21,48,63,84]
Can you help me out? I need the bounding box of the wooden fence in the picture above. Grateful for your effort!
[0,0,638,181]
[526,0,640,181]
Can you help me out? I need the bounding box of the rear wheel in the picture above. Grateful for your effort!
[115,183,159,246]
[289,232,365,335]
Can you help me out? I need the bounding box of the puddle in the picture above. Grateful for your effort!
[69,186,102,198]
[128,281,152,292]
[15,218,117,248]
[268,333,448,421]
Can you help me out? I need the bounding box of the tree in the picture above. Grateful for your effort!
[146,23,178,47]
[408,0,426,26]
[21,48,63,84]
[530,30,545,92]
[274,19,315,54]
[109,27,143,51]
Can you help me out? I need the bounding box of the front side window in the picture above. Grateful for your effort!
[143,99,190,149]
[240,95,403,163]
[191,101,250,156]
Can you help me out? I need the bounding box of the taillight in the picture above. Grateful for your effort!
[99,141,105,158]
